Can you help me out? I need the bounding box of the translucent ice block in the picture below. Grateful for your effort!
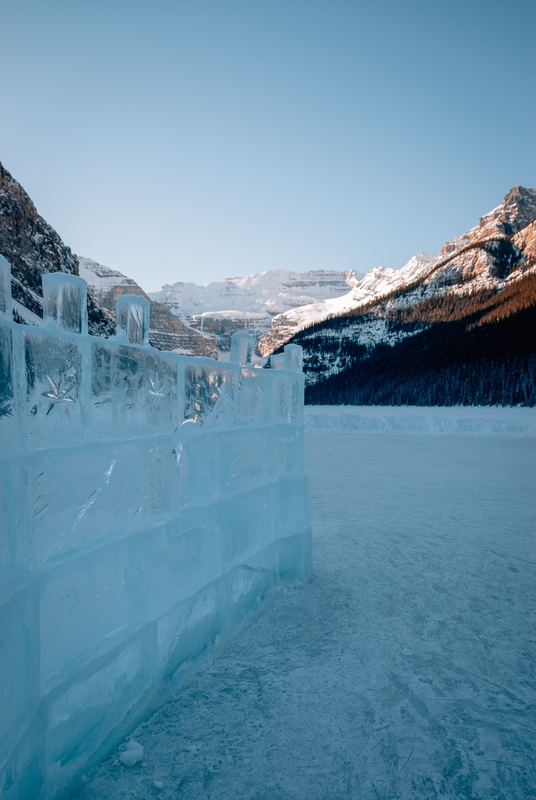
[183,362,236,426]
[0,255,12,316]
[42,273,88,335]
[0,324,14,423]
[284,344,303,372]
[116,295,150,345]
[23,327,83,444]
[229,331,254,365]
[238,367,272,425]
[270,353,284,369]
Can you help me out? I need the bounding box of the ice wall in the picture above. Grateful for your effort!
[0,261,311,800]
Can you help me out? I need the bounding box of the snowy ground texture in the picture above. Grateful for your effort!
[304,405,536,437]
[72,410,536,800]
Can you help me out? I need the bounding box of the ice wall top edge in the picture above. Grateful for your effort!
[0,313,304,453]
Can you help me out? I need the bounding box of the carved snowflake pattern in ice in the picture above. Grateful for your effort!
[42,374,76,416]
[148,376,167,406]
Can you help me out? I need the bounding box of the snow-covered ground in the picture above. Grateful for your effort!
[304,405,536,437]
[72,414,536,800]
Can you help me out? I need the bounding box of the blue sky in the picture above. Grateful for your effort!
[1,0,535,291]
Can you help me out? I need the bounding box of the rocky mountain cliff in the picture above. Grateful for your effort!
[0,161,114,335]
[260,186,536,357]
[149,268,363,354]
[0,162,215,357]
[277,186,536,406]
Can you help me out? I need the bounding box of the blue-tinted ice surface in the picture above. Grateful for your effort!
[73,432,536,800]
[0,265,311,800]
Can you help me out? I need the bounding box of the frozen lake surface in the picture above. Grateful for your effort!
[72,429,536,800]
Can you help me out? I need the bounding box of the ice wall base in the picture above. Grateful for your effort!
[0,434,312,800]
[0,525,311,800]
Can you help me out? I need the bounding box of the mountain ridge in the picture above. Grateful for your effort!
[260,186,536,356]
[149,268,363,354]
[276,186,536,406]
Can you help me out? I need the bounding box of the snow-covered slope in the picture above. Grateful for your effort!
[259,253,437,354]
[149,269,363,352]
[260,186,536,356]
[150,269,362,318]
[304,405,536,436]
[78,257,140,297]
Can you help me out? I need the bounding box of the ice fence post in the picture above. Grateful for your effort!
[0,255,12,316]
[42,272,88,335]
[230,331,254,365]
[0,257,15,444]
[284,344,303,372]
[116,294,150,345]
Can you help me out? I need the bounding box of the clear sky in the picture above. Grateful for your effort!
[1,0,535,292]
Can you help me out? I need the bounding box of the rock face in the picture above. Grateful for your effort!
[261,186,536,357]
[79,258,217,357]
[0,162,216,356]
[149,269,362,354]
[280,186,536,406]
[0,161,113,336]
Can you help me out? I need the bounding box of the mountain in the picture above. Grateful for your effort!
[272,186,536,406]
[79,258,217,356]
[0,162,215,357]
[258,252,436,355]
[0,161,113,335]
[149,269,363,354]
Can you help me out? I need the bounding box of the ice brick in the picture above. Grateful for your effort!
[229,331,254,365]
[183,361,236,426]
[283,343,303,372]
[219,429,269,496]
[90,340,179,434]
[116,295,150,345]
[156,582,223,678]
[46,630,155,790]
[218,485,273,569]
[178,434,218,506]
[270,352,284,369]
[0,324,14,417]
[0,255,12,316]
[40,537,148,689]
[274,476,310,540]
[28,442,146,566]
[0,585,40,757]
[23,328,84,444]
[42,273,88,335]
[238,368,272,425]
[145,519,220,621]
[277,529,313,583]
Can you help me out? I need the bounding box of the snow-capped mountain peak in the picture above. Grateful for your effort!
[259,187,536,356]
[149,267,364,354]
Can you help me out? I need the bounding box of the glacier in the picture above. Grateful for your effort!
[0,255,312,800]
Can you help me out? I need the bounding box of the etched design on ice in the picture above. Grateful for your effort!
[72,454,118,531]
[23,469,48,539]
[148,376,167,405]
[60,580,82,612]
[42,373,76,415]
